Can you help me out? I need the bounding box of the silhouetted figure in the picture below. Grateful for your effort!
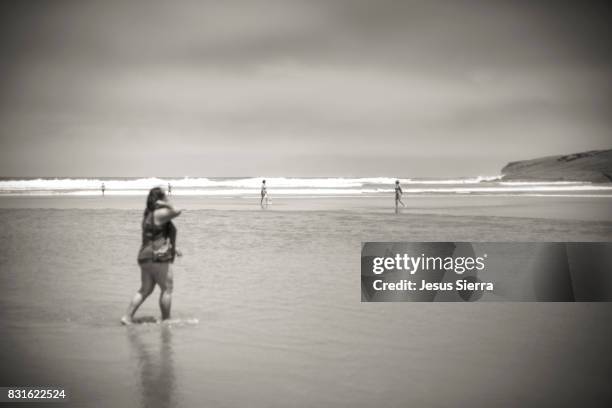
[101,182,106,196]
[395,180,405,213]
[260,179,268,209]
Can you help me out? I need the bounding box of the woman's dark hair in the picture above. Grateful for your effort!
[144,187,166,217]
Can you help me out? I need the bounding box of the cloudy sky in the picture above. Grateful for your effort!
[0,0,610,177]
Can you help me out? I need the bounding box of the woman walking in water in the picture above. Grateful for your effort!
[395,180,405,213]
[121,187,182,324]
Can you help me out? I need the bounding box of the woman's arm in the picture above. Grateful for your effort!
[167,221,178,259]
[154,201,182,225]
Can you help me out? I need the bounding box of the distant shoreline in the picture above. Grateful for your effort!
[1,173,611,198]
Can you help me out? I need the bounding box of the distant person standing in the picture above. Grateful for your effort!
[167,183,172,196]
[395,180,405,213]
[260,179,268,209]
[101,182,106,197]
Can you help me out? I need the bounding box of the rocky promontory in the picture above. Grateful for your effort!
[501,149,612,183]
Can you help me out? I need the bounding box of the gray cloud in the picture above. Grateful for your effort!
[0,0,610,177]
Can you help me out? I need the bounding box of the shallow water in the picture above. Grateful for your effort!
[1,200,611,407]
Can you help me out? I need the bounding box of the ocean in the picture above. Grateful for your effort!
[1,176,611,197]
[0,178,611,407]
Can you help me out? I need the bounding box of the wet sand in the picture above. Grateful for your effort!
[0,196,611,407]
[1,193,611,221]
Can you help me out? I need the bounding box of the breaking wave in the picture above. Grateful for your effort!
[0,176,610,196]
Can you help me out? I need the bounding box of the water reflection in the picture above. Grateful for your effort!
[127,324,176,408]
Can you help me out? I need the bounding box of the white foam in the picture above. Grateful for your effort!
[0,177,610,196]
[0,176,504,191]
[499,181,586,186]
[402,175,502,184]
[400,185,612,193]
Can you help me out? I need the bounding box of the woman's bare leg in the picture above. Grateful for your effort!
[157,264,174,320]
[121,266,155,324]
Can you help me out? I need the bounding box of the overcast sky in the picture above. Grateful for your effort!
[0,0,610,177]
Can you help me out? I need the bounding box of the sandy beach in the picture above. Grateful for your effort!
[1,195,611,407]
[2,0,612,405]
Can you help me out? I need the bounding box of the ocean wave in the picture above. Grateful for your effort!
[499,181,586,186]
[1,183,610,197]
[0,175,507,191]
[402,175,502,184]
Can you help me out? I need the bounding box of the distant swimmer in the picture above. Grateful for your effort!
[101,182,105,196]
[395,180,405,213]
[121,187,182,325]
[260,179,268,208]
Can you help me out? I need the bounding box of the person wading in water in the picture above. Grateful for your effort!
[395,180,405,213]
[121,187,182,324]
[260,179,269,209]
